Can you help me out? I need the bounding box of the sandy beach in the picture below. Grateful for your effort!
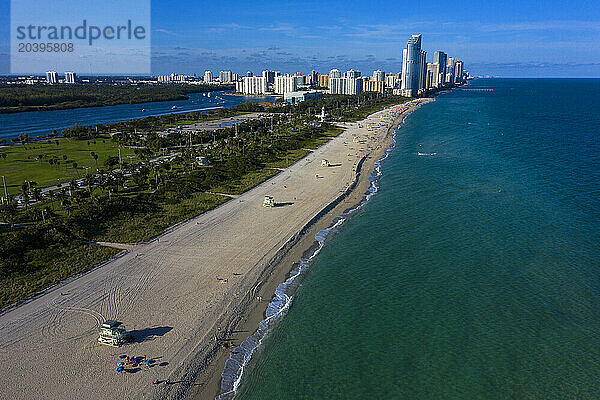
[0,97,432,400]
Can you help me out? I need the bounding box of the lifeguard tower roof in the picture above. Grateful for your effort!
[102,320,122,329]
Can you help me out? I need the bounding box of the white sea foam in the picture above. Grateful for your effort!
[215,100,428,400]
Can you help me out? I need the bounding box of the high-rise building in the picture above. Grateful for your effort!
[64,71,76,84]
[274,76,297,94]
[293,76,304,87]
[346,69,361,79]
[329,77,344,94]
[242,76,267,94]
[400,34,422,97]
[204,70,213,83]
[329,69,341,79]
[433,51,447,87]
[246,71,253,77]
[318,74,329,88]
[373,70,385,82]
[329,77,362,95]
[363,80,384,94]
[418,50,427,93]
[345,78,362,94]
[426,63,437,90]
[219,70,233,83]
[446,57,455,85]
[385,73,400,89]
[262,70,276,84]
[454,60,464,83]
[311,70,318,85]
[46,71,58,84]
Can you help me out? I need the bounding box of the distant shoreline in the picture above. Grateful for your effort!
[0,84,235,114]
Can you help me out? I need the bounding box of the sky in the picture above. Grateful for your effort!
[1,0,599,77]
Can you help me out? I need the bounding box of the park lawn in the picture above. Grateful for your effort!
[0,136,136,194]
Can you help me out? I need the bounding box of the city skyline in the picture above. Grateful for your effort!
[0,0,599,77]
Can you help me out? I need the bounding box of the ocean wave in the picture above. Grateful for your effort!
[215,101,427,400]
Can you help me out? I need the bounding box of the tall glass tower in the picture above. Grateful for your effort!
[401,34,422,97]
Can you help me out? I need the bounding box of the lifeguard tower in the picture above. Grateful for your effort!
[321,159,330,167]
[263,195,275,207]
[98,320,132,347]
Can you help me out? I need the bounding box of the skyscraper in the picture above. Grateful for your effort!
[311,70,318,85]
[346,69,361,79]
[446,58,455,85]
[262,70,276,84]
[64,71,76,84]
[46,71,58,84]
[204,70,213,83]
[329,69,341,79]
[219,71,233,83]
[400,34,422,97]
[454,60,464,83]
[242,76,267,94]
[274,76,297,94]
[433,51,447,86]
[418,50,427,93]
[318,74,329,88]
[373,70,385,82]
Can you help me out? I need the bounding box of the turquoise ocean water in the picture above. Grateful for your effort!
[232,79,600,399]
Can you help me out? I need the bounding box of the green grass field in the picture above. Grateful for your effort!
[0,136,136,194]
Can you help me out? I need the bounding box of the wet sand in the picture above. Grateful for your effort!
[0,98,432,400]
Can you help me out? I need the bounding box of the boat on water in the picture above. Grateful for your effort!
[171,105,180,109]
[141,108,146,112]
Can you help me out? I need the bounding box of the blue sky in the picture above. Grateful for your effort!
[1,0,599,77]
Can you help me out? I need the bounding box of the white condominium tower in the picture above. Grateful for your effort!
[219,70,233,83]
[373,69,385,82]
[274,76,297,94]
[329,77,362,95]
[204,70,213,83]
[400,34,422,97]
[46,71,58,84]
[241,76,267,95]
[64,71,76,84]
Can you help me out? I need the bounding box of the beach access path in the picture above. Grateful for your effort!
[0,98,430,400]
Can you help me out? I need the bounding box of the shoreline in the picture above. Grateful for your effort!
[190,97,434,400]
[0,96,434,400]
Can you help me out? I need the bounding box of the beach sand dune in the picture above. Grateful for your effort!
[0,98,431,400]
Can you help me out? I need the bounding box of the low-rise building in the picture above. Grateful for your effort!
[284,91,323,104]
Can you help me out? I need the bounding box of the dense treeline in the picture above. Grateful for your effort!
[0,92,410,308]
[0,83,234,113]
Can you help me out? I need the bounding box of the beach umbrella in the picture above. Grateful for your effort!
[116,367,125,373]
[117,362,124,367]
[118,354,127,359]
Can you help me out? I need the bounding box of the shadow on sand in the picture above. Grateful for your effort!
[129,326,173,343]
[274,202,294,207]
